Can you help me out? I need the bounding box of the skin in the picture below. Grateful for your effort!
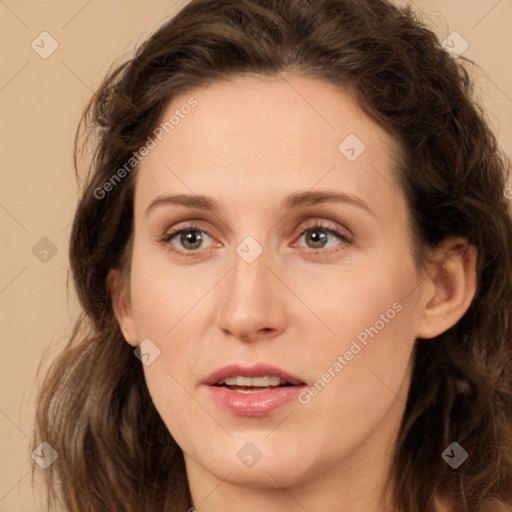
[111,73,477,512]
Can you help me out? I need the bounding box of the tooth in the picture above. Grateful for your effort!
[234,387,269,393]
[251,376,270,386]
[220,375,289,387]
[236,376,253,386]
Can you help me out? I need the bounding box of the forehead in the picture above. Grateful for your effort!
[151,73,386,157]
[134,73,406,223]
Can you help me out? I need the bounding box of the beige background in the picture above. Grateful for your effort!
[1,1,511,510]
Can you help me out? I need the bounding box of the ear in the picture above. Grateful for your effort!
[416,238,478,339]
[107,269,139,347]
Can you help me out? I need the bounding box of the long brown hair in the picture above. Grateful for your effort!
[31,0,512,510]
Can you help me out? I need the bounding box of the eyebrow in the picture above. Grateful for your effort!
[145,191,375,217]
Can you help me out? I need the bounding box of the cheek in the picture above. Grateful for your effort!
[128,248,216,441]
[128,242,220,338]
[290,251,416,348]
[289,250,419,409]
[127,244,223,414]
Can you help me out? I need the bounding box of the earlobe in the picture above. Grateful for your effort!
[416,240,478,340]
[107,269,139,347]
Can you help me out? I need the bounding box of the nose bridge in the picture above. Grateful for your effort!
[215,236,285,339]
[229,238,271,308]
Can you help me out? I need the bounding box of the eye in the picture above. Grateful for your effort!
[294,221,353,254]
[159,220,353,259]
[160,223,215,256]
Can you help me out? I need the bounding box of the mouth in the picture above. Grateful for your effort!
[203,364,306,417]
[213,375,297,393]
[203,363,306,388]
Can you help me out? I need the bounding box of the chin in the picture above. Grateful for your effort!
[198,450,317,489]
[222,464,307,488]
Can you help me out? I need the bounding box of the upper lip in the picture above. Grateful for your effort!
[202,363,306,386]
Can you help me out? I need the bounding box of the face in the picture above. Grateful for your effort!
[114,73,434,496]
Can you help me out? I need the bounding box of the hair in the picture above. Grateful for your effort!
[31,0,512,510]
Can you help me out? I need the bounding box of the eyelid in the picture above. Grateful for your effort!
[160,222,217,247]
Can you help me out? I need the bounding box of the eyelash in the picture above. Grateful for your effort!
[159,221,354,258]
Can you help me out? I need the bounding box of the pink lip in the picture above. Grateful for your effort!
[202,363,306,417]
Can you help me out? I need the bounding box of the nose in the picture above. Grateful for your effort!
[215,242,288,342]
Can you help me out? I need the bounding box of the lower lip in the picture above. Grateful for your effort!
[205,385,305,417]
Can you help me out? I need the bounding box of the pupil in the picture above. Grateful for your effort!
[182,231,202,249]
[307,230,327,248]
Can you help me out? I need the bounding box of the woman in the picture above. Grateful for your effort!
[31,0,512,510]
